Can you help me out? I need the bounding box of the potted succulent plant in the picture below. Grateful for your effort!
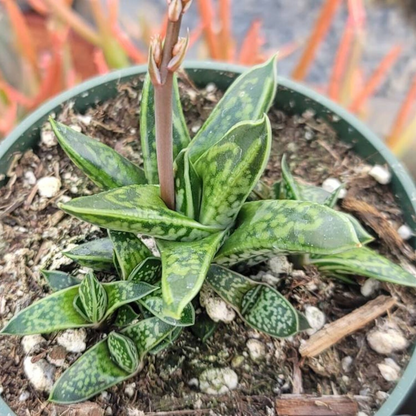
[1,1,416,415]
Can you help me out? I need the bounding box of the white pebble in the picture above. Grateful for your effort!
[19,391,30,402]
[261,272,281,286]
[205,83,217,93]
[200,287,235,323]
[357,413,369,416]
[124,382,136,398]
[322,178,347,198]
[360,279,380,297]
[37,177,61,198]
[77,114,92,125]
[191,123,202,133]
[342,356,353,373]
[369,165,391,185]
[305,305,326,336]
[188,378,199,387]
[24,171,37,186]
[24,357,55,392]
[22,335,46,354]
[106,407,113,415]
[246,339,266,361]
[57,329,87,353]
[41,129,57,147]
[376,390,389,401]
[0,385,3,394]
[367,324,408,355]
[199,368,238,395]
[398,224,414,240]
[268,256,292,275]
[378,358,400,381]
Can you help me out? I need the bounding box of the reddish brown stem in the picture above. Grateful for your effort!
[154,17,183,210]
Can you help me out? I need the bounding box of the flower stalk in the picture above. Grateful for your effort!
[149,0,191,210]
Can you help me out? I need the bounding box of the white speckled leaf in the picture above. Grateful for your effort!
[195,117,271,229]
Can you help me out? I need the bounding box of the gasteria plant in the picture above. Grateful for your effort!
[2,0,416,406]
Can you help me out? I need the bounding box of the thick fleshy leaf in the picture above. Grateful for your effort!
[188,56,277,163]
[295,182,330,204]
[60,185,220,241]
[310,247,416,287]
[158,232,225,319]
[140,74,191,184]
[149,327,182,355]
[49,339,130,404]
[139,290,195,327]
[79,272,108,323]
[174,149,201,219]
[195,117,271,228]
[280,154,301,200]
[206,265,299,338]
[108,332,140,373]
[323,186,344,208]
[215,200,361,266]
[343,214,374,245]
[1,287,90,335]
[50,119,146,189]
[108,231,151,280]
[114,305,140,328]
[1,281,157,335]
[191,311,218,342]
[128,257,162,284]
[41,270,80,292]
[64,238,114,271]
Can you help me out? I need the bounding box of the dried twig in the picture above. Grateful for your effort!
[276,394,358,416]
[299,295,396,357]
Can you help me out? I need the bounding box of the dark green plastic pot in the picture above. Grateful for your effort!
[0,62,415,416]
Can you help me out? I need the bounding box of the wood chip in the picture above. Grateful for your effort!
[276,394,358,416]
[299,295,396,357]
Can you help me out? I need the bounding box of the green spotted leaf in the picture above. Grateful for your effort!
[108,231,152,280]
[49,339,130,404]
[191,311,218,342]
[114,305,140,328]
[139,290,195,327]
[158,232,225,319]
[188,56,277,163]
[323,186,344,208]
[79,272,108,323]
[140,74,191,184]
[215,200,361,267]
[149,326,182,355]
[41,270,80,292]
[108,332,140,373]
[1,281,157,335]
[50,119,146,189]
[310,247,416,287]
[128,257,162,284]
[174,149,201,219]
[195,117,271,229]
[280,154,301,200]
[343,214,374,245]
[206,265,299,338]
[1,286,90,335]
[64,238,114,271]
[60,185,220,242]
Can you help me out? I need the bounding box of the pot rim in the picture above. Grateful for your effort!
[1,61,415,416]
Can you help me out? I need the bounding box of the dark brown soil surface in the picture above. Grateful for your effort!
[1,76,416,416]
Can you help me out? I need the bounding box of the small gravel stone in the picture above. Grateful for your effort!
[124,383,136,398]
[268,256,292,275]
[246,339,266,361]
[57,329,87,353]
[376,391,389,401]
[322,178,346,198]
[24,171,37,186]
[105,407,113,415]
[360,279,380,297]
[367,323,408,355]
[188,378,199,387]
[37,176,61,198]
[21,334,46,354]
[231,355,245,368]
[342,356,353,373]
[199,368,238,395]
[378,358,401,381]
[261,272,281,286]
[357,413,369,416]
[369,165,391,185]
[41,128,57,147]
[305,305,326,336]
[24,357,55,392]
[19,391,30,402]
[398,224,414,240]
[200,287,236,323]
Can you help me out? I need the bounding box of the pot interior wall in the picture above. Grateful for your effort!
[0,63,415,416]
